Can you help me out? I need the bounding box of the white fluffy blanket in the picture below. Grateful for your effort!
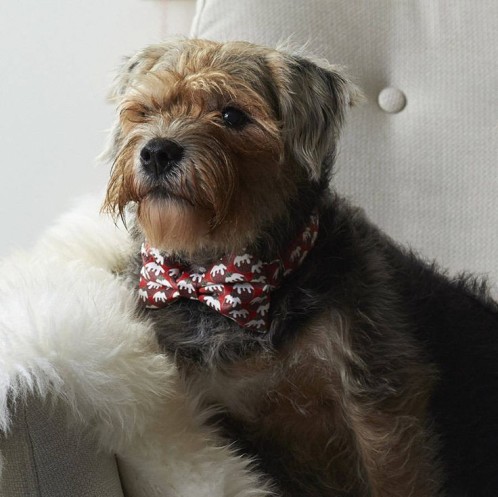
[0,196,270,497]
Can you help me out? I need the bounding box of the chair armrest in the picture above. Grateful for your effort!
[0,395,124,497]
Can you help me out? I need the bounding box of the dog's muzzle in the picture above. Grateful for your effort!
[140,138,184,179]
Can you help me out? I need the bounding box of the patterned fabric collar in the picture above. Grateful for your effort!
[138,212,319,332]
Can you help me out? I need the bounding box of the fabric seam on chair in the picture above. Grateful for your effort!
[24,402,42,497]
[190,0,206,38]
[115,454,127,497]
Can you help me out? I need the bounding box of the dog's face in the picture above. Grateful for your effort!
[103,39,357,256]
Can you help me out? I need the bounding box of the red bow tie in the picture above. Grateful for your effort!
[138,212,319,332]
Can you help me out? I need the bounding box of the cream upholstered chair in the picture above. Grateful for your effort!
[1,1,497,495]
[192,0,498,285]
[0,396,124,496]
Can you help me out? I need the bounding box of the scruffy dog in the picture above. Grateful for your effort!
[103,39,498,497]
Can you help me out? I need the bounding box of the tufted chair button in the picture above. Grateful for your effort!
[378,87,407,113]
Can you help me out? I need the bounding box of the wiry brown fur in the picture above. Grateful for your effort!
[103,39,498,496]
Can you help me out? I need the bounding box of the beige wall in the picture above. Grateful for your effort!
[163,0,197,36]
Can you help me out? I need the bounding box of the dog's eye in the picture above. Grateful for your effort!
[121,105,151,124]
[221,107,249,128]
[138,107,152,120]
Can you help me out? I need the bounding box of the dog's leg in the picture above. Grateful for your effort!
[319,317,442,497]
[346,407,441,497]
[256,316,443,496]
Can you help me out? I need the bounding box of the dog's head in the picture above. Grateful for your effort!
[102,39,358,257]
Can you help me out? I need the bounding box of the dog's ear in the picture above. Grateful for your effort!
[267,52,361,181]
[101,54,144,167]
[107,43,172,102]
[99,57,131,166]
[107,56,135,102]
[101,44,173,166]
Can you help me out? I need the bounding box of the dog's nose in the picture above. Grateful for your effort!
[140,138,184,177]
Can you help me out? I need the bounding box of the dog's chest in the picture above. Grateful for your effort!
[182,336,368,496]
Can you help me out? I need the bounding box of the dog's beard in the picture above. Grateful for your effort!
[138,194,213,252]
[130,147,242,256]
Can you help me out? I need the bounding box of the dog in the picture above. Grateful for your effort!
[102,39,498,496]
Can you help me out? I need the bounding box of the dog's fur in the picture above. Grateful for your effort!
[101,39,498,497]
[0,197,273,497]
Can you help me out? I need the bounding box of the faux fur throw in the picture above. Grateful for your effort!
[0,196,270,497]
